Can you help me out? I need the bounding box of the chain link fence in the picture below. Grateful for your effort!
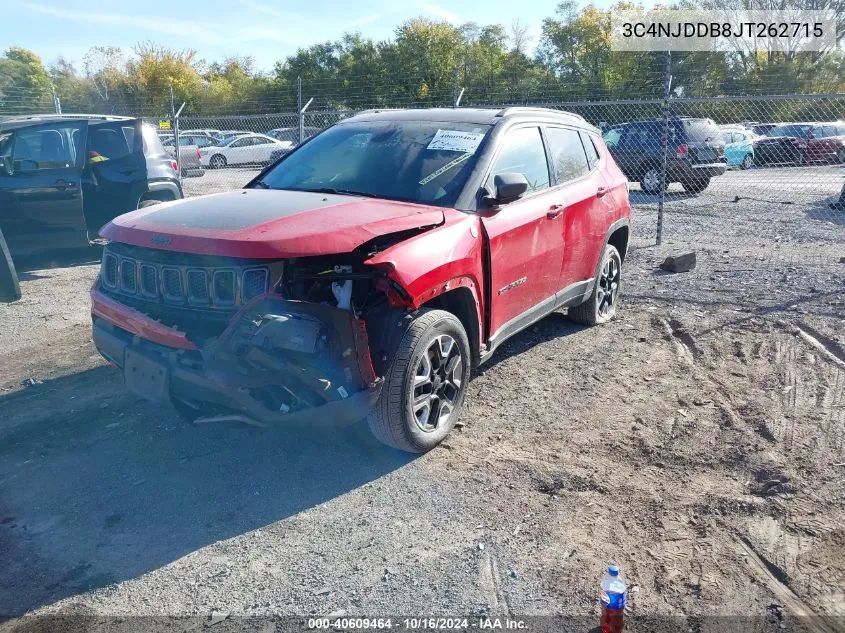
[3,70,845,270]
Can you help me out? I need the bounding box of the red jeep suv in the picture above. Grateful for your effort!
[91,107,632,452]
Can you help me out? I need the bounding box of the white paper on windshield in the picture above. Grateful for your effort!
[427,129,485,153]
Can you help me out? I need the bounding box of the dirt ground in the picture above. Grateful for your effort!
[1,171,844,631]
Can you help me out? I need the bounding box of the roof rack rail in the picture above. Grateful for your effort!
[495,106,587,121]
[2,113,135,122]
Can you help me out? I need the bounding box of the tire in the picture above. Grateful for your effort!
[367,308,471,453]
[741,153,754,170]
[138,199,161,209]
[568,244,622,327]
[836,148,845,164]
[681,178,710,194]
[794,150,805,166]
[640,167,665,195]
[209,154,227,169]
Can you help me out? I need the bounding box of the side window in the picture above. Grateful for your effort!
[812,126,824,138]
[10,123,81,171]
[230,138,249,148]
[88,124,133,161]
[254,137,272,145]
[489,127,550,194]
[0,132,12,158]
[546,127,590,182]
[580,132,601,169]
[823,126,836,138]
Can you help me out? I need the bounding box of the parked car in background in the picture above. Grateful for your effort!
[719,125,759,169]
[267,126,322,144]
[804,122,845,164]
[603,117,726,194]
[199,133,291,168]
[91,106,631,452]
[752,123,845,166]
[182,128,223,142]
[161,134,211,175]
[0,115,182,256]
[750,123,777,136]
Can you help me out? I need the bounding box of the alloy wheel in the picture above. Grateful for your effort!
[412,334,463,433]
[596,256,620,318]
[643,169,661,193]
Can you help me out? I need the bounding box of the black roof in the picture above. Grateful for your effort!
[0,114,136,131]
[345,107,592,130]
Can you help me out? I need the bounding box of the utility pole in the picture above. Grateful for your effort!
[657,50,671,246]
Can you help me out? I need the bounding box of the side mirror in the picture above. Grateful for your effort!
[485,172,529,206]
[807,132,815,139]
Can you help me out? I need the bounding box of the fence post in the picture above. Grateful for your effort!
[51,86,61,115]
[170,86,181,181]
[657,51,671,246]
[453,65,459,107]
[0,227,21,303]
[296,77,304,145]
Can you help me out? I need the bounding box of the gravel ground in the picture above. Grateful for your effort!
[1,167,844,630]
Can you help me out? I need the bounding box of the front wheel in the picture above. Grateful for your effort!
[209,154,227,169]
[794,150,806,166]
[741,153,754,170]
[367,309,471,453]
[836,148,845,164]
[568,244,622,326]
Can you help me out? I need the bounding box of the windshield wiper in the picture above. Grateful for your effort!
[297,187,378,198]
[251,180,270,189]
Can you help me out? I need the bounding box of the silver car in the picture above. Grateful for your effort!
[162,134,214,176]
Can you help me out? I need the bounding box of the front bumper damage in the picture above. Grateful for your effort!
[92,286,382,427]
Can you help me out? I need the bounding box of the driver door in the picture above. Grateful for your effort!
[480,126,564,341]
[0,121,88,255]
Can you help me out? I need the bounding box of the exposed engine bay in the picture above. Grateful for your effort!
[93,234,422,426]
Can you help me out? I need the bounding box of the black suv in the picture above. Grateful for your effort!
[603,117,727,194]
[0,115,183,256]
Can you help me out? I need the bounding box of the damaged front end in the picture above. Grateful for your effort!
[92,240,415,427]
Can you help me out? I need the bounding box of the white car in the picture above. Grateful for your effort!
[199,133,293,169]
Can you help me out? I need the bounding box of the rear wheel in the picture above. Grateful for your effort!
[640,167,665,195]
[794,149,806,166]
[209,154,227,169]
[367,309,471,453]
[741,153,754,170]
[836,148,845,164]
[568,244,622,327]
[682,178,710,194]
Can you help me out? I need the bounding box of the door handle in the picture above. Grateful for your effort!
[54,180,76,190]
[596,186,609,198]
[547,204,565,219]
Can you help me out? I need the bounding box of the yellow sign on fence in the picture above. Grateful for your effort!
[158,120,172,130]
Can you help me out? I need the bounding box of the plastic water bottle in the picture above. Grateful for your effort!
[600,565,627,633]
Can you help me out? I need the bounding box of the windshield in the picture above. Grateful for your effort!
[254,120,491,207]
[768,125,811,137]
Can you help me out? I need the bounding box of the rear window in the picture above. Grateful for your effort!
[682,119,721,143]
[768,124,811,138]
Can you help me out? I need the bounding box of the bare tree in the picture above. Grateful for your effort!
[510,19,531,55]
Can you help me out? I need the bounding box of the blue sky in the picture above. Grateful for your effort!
[2,0,620,73]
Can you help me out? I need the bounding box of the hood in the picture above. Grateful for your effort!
[100,189,447,258]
